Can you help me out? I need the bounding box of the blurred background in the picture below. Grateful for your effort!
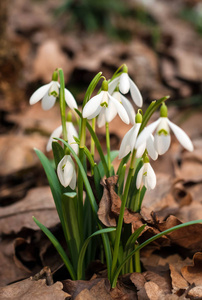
[0,0,202,288]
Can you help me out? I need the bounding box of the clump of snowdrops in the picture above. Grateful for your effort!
[30,65,201,287]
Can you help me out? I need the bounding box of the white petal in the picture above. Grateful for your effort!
[146,134,158,160]
[109,95,129,124]
[65,89,78,110]
[136,142,146,158]
[105,98,117,123]
[57,155,73,187]
[146,163,156,190]
[119,73,130,94]
[129,78,143,107]
[119,125,136,158]
[120,94,136,124]
[108,76,120,94]
[82,92,103,119]
[135,119,161,149]
[41,93,56,110]
[154,133,171,155]
[29,83,51,105]
[97,107,106,128]
[69,168,77,190]
[87,105,102,119]
[167,119,194,152]
[131,123,141,151]
[67,122,79,154]
[46,125,63,152]
[136,165,144,189]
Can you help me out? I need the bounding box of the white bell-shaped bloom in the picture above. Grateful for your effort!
[108,73,143,107]
[112,91,136,124]
[119,122,141,159]
[136,117,193,155]
[136,134,158,160]
[57,155,76,189]
[136,162,156,190]
[46,122,78,154]
[82,90,130,128]
[29,81,78,111]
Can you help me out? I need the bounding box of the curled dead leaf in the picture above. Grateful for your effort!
[0,278,69,300]
[181,252,202,286]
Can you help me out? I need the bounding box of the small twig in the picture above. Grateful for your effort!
[31,266,54,286]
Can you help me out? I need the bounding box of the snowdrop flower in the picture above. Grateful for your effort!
[136,134,158,160]
[112,90,136,124]
[119,111,142,159]
[136,160,156,190]
[82,80,129,128]
[29,75,77,110]
[136,103,194,155]
[46,122,78,154]
[108,65,143,107]
[57,155,76,189]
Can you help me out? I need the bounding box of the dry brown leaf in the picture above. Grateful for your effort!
[144,281,165,300]
[0,278,69,300]
[181,252,202,286]
[188,285,202,299]
[0,239,32,287]
[169,264,188,293]
[74,288,96,300]
[0,134,47,176]
[32,39,72,82]
[0,187,59,235]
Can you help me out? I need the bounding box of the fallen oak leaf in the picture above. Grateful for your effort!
[169,264,188,293]
[181,252,202,286]
[0,278,69,300]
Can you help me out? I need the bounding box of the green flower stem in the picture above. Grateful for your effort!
[77,117,87,245]
[134,243,141,273]
[58,69,67,142]
[111,150,136,282]
[105,122,111,172]
[91,118,96,159]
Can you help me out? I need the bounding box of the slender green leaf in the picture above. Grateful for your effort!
[62,193,81,271]
[77,228,116,279]
[33,217,76,280]
[116,153,130,176]
[111,219,202,287]
[82,72,102,108]
[34,148,64,228]
[52,141,65,168]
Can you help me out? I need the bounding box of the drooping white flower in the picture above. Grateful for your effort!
[136,105,194,155]
[136,162,156,190]
[111,91,136,124]
[46,122,78,154]
[119,122,141,159]
[82,80,129,128]
[57,155,76,189]
[29,81,77,111]
[136,134,158,160]
[108,66,143,107]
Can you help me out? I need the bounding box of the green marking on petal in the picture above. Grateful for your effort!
[143,172,147,176]
[100,102,108,107]
[50,91,58,97]
[62,164,66,170]
[158,129,168,135]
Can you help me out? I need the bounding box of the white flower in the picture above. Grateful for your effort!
[112,91,136,124]
[29,81,78,111]
[46,122,78,154]
[82,90,130,128]
[119,122,141,159]
[108,73,143,107]
[136,117,194,155]
[57,155,76,189]
[136,162,156,190]
[136,134,158,160]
